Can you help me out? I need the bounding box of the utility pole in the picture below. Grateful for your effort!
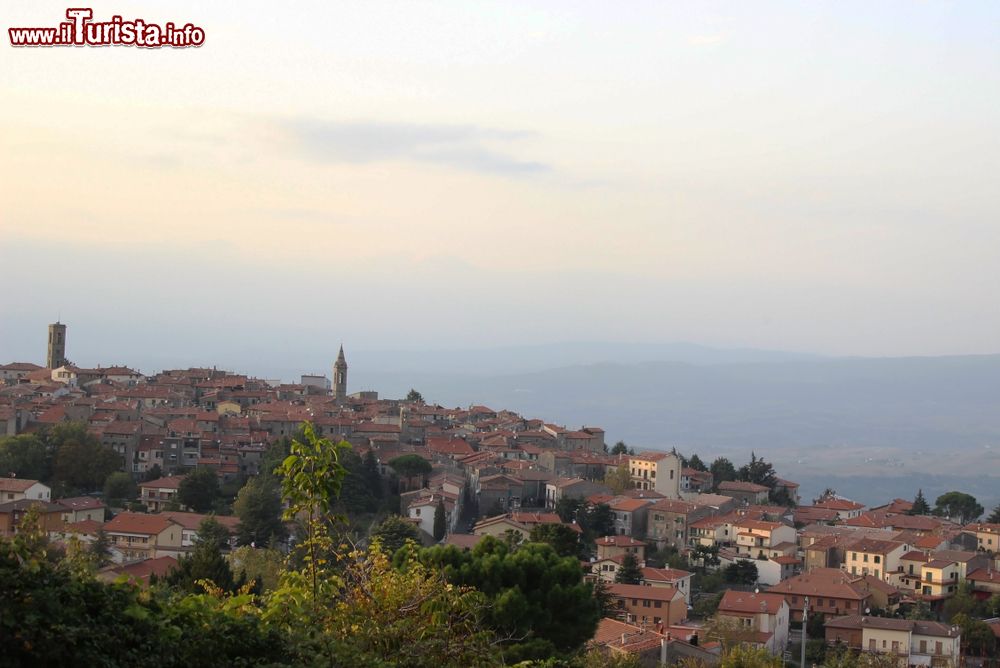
[800,596,809,668]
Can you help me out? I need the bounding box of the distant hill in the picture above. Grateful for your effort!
[345,341,820,376]
[352,352,1000,507]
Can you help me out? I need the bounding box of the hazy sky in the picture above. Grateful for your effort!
[2,1,999,373]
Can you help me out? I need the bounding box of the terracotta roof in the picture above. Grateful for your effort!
[719,590,787,616]
[610,497,655,512]
[824,614,959,637]
[596,535,645,547]
[814,498,865,511]
[159,511,240,532]
[641,566,692,582]
[630,451,672,463]
[0,478,43,493]
[138,476,185,490]
[60,518,104,536]
[846,538,905,554]
[104,512,179,536]
[966,568,1000,584]
[649,498,698,514]
[718,481,769,493]
[608,583,684,603]
[103,556,178,585]
[443,534,484,550]
[57,496,106,511]
[769,568,873,601]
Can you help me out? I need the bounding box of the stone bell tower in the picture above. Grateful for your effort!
[47,321,67,369]
[333,345,348,403]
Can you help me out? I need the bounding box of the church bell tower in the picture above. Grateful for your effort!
[333,345,348,403]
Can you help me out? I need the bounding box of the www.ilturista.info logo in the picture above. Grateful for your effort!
[9,8,205,48]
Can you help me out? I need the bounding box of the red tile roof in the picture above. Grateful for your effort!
[104,512,179,536]
[719,590,787,615]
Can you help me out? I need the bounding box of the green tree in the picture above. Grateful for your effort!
[433,499,447,541]
[614,551,642,584]
[952,612,995,657]
[910,489,931,515]
[362,449,383,499]
[405,388,424,403]
[51,424,120,493]
[719,643,781,667]
[943,580,981,621]
[906,600,934,620]
[196,516,232,550]
[371,514,421,555]
[274,421,350,598]
[405,536,601,662]
[177,466,220,513]
[693,591,724,618]
[1,508,290,667]
[142,463,162,481]
[388,454,432,478]
[986,503,1000,524]
[710,457,737,489]
[103,471,137,504]
[165,533,237,593]
[610,441,629,456]
[687,453,707,471]
[0,434,51,481]
[233,476,286,547]
[229,544,284,592]
[933,491,984,524]
[294,543,501,667]
[737,452,777,487]
[337,449,379,515]
[90,527,111,566]
[529,522,580,557]
[692,543,721,570]
[723,559,759,585]
[604,463,632,494]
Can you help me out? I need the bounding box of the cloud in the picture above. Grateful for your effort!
[687,33,728,47]
[277,119,550,175]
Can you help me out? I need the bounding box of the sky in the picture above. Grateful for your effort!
[2,1,999,375]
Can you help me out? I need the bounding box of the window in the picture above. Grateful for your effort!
[874,555,881,564]
[935,641,942,655]
[654,601,662,608]
[919,640,927,653]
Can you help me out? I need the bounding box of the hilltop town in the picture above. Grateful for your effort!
[2,323,1000,667]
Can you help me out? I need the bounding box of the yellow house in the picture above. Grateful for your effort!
[965,522,1000,552]
[216,400,242,416]
[843,538,908,582]
[102,512,184,562]
[920,559,960,598]
[627,451,681,498]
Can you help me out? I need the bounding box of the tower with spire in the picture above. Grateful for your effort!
[333,345,348,403]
